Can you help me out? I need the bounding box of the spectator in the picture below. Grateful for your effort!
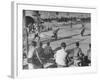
[73,42,83,66]
[27,41,37,69]
[54,42,68,67]
[36,42,45,61]
[28,41,37,59]
[32,42,44,68]
[81,56,91,66]
[44,42,54,60]
[87,43,91,61]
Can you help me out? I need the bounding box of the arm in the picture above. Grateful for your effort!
[35,49,43,64]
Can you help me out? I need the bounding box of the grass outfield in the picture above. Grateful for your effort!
[28,22,91,55]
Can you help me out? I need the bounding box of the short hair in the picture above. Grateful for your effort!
[76,42,79,47]
[47,42,50,46]
[32,41,37,47]
[61,42,66,48]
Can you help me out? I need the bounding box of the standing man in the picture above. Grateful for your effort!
[32,42,44,68]
[54,42,68,67]
[53,28,59,40]
[80,24,85,36]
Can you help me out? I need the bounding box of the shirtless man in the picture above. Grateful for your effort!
[73,42,83,66]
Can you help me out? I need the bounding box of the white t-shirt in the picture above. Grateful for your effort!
[55,48,67,66]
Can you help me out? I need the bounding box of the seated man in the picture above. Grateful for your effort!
[54,42,68,67]
[28,41,44,69]
[77,44,91,66]
[44,42,54,60]
[81,56,91,66]
[36,42,45,65]
[73,42,83,66]
[27,41,37,69]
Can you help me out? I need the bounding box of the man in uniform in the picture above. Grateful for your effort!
[80,24,85,36]
[53,28,60,40]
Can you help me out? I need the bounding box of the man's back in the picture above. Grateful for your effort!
[74,47,82,57]
[44,46,52,54]
[55,49,67,66]
[44,46,53,59]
